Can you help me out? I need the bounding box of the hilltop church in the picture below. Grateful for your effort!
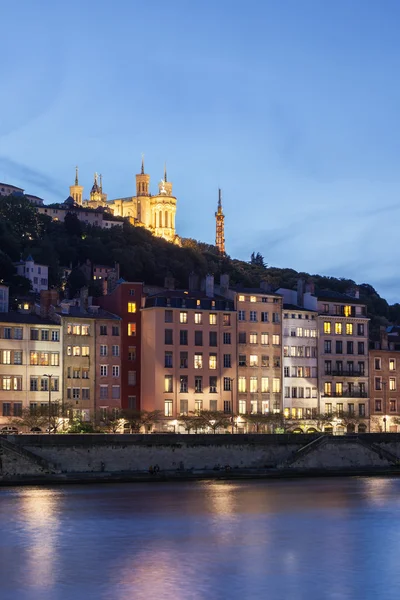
[68,158,178,243]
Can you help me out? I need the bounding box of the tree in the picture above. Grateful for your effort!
[178,414,202,433]
[196,410,233,433]
[121,410,163,433]
[67,267,88,298]
[250,252,267,269]
[244,413,281,433]
[64,212,83,237]
[97,409,123,433]
[0,194,44,241]
[9,407,48,432]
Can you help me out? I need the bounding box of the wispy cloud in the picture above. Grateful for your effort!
[0,157,64,199]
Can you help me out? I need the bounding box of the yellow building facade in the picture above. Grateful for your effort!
[69,160,178,243]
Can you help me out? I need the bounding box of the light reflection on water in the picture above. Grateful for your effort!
[1,478,400,600]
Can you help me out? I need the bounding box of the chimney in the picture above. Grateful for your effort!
[260,281,272,292]
[220,273,230,294]
[205,274,214,298]
[380,326,389,350]
[188,272,199,291]
[164,275,175,290]
[40,290,58,319]
[305,279,315,295]
[80,286,89,313]
[297,279,305,308]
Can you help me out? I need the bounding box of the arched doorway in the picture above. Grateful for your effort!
[347,423,355,434]
[324,424,333,435]
[336,426,345,436]
[358,423,367,434]
[306,428,318,434]
[291,428,304,434]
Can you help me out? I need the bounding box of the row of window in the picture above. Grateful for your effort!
[283,366,318,378]
[67,324,90,336]
[164,399,232,416]
[99,325,121,336]
[324,360,365,375]
[99,345,120,356]
[284,386,318,398]
[323,402,366,416]
[283,313,315,320]
[0,350,23,365]
[321,304,361,317]
[374,358,396,371]
[238,311,279,323]
[66,346,90,356]
[238,295,279,303]
[284,328,317,338]
[2,402,22,417]
[165,375,235,393]
[323,322,365,336]
[323,382,366,397]
[284,346,317,358]
[239,332,280,345]
[324,341,365,355]
[374,377,397,391]
[375,399,397,412]
[164,351,231,370]
[238,376,280,393]
[0,377,59,392]
[99,365,120,377]
[164,329,235,346]
[0,327,60,341]
[30,352,60,366]
[238,354,279,368]
[165,311,232,326]
[67,367,89,379]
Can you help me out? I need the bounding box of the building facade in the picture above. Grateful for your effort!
[141,285,237,429]
[15,255,48,294]
[369,328,400,432]
[316,291,369,431]
[234,288,283,416]
[0,314,62,429]
[282,304,318,420]
[98,281,143,411]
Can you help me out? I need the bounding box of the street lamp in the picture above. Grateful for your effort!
[383,380,388,433]
[43,373,52,434]
[230,378,235,434]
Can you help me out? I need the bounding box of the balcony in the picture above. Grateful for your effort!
[326,370,366,377]
[323,391,368,398]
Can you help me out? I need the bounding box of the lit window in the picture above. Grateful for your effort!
[335,382,343,396]
[194,353,203,369]
[346,323,353,335]
[390,377,396,391]
[164,375,173,392]
[344,306,352,317]
[81,325,90,336]
[194,312,202,324]
[324,322,331,334]
[180,311,188,324]
[249,354,258,367]
[128,323,136,336]
[335,323,342,335]
[238,376,246,392]
[209,353,217,369]
[238,295,245,302]
[249,377,258,393]
[128,302,136,313]
[296,327,303,337]
[261,333,269,345]
[209,313,217,325]
[73,346,81,356]
[324,382,332,396]
[249,333,257,344]
[261,377,269,392]
[390,359,396,371]
[164,400,173,417]
[272,334,280,345]
[239,400,246,414]
[250,296,257,303]
[272,378,280,393]
[82,346,89,356]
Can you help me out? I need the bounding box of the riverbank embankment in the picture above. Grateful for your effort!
[1,433,400,485]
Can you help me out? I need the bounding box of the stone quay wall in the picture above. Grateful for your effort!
[2,433,400,482]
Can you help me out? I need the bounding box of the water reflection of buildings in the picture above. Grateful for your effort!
[18,488,60,590]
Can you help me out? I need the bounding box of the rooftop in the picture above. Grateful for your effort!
[234,286,282,297]
[283,303,318,312]
[58,306,121,320]
[0,312,58,326]
[315,289,364,304]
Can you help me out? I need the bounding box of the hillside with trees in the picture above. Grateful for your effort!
[0,193,395,337]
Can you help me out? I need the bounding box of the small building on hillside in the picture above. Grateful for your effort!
[15,256,48,294]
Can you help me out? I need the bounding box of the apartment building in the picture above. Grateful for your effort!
[141,283,237,428]
[281,303,318,420]
[234,287,283,415]
[52,303,121,420]
[15,255,48,293]
[0,314,62,429]
[98,281,143,411]
[316,290,369,431]
[369,327,400,432]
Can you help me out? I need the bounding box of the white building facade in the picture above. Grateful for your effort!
[15,256,48,294]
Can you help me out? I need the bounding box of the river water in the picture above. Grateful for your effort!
[0,477,399,600]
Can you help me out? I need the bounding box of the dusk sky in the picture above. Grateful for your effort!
[2,1,400,302]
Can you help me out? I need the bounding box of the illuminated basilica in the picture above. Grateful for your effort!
[68,158,178,243]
